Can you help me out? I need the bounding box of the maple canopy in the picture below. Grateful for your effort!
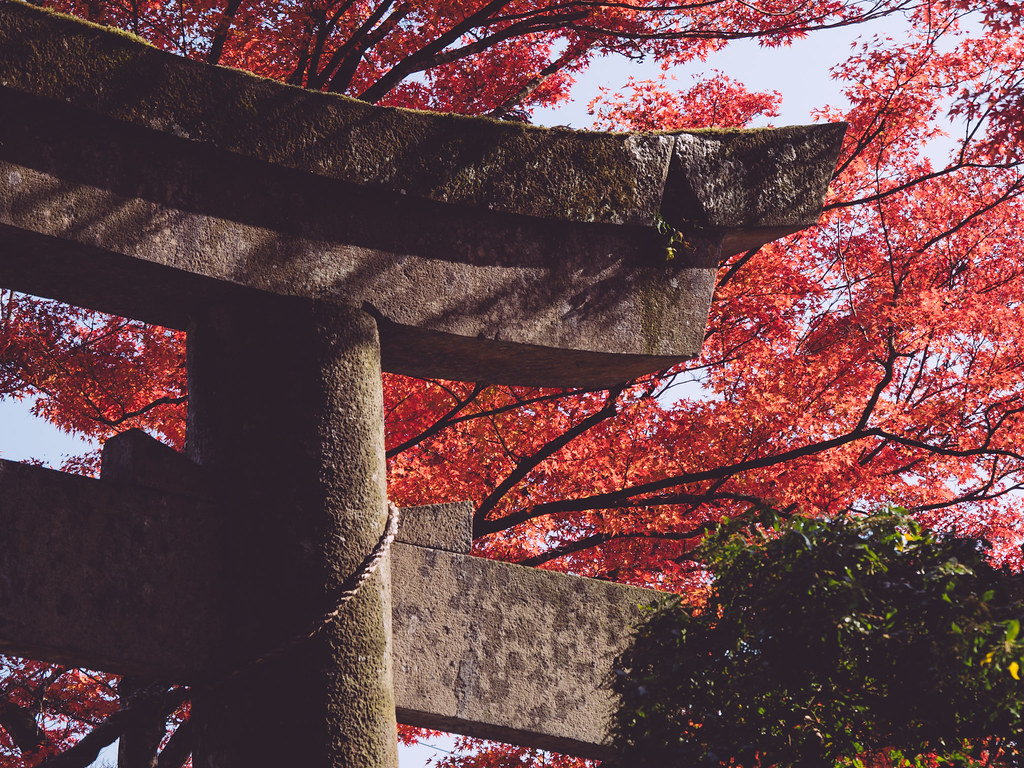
[5,0,1024,765]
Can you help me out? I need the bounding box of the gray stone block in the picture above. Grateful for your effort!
[392,543,662,759]
[0,458,228,676]
[397,502,474,554]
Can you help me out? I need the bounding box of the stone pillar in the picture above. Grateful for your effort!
[185,294,396,768]
[115,677,165,768]
[99,443,173,768]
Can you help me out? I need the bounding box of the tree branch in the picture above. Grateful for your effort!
[386,382,485,458]
[824,161,1024,213]
[488,45,589,118]
[88,395,188,429]
[329,4,410,92]
[519,527,705,567]
[716,246,761,289]
[37,688,188,768]
[357,0,519,102]
[0,697,45,755]
[205,0,245,65]
[322,0,408,93]
[496,429,868,530]
[155,719,192,768]
[519,494,793,566]
[474,386,624,537]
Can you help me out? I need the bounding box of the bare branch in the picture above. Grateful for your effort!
[205,0,245,65]
[474,386,624,536]
[386,382,485,458]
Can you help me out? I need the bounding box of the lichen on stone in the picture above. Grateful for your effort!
[0,0,844,235]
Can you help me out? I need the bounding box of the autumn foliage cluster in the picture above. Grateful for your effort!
[5,0,1024,764]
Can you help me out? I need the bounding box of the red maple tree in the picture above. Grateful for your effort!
[4,0,1024,765]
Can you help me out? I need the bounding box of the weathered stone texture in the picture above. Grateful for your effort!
[0,0,845,237]
[184,297,397,768]
[0,458,227,676]
[665,127,848,253]
[0,0,845,387]
[0,4,845,762]
[397,501,474,554]
[0,0,843,233]
[0,451,664,758]
[101,427,214,497]
[100,440,198,768]
[0,0,673,227]
[0,85,717,387]
[392,544,660,760]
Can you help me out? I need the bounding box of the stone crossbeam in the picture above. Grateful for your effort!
[0,457,227,675]
[393,542,652,759]
[0,435,658,759]
[0,0,845,387]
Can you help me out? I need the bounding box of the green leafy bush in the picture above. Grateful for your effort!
[610,510,1024,768]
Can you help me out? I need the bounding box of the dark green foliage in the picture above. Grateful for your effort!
[610,510,1024,768]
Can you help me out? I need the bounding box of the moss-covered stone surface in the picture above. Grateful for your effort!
[0,0,843,233]
[0,0,845,387]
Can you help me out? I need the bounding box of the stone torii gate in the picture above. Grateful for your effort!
[0,1,845,765]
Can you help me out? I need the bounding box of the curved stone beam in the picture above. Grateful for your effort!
[0,0,845,387]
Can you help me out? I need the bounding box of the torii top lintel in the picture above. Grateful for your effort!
[0,0,845,388]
